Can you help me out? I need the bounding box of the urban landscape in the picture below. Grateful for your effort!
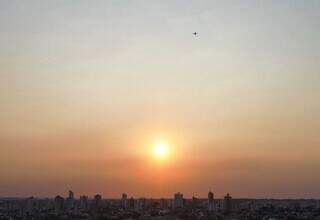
[1,191,320,220]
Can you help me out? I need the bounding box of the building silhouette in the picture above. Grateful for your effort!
[173,192,184,208]
[129,197,135,209]
[79,195,88,210]
[66,190,75,211]
[224,193,232,214]
[93,194,102,211]
[54,195,64,215]
[121,193,128,209]
[208,191,215,212]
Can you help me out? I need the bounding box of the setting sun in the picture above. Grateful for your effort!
[154,143,169,158]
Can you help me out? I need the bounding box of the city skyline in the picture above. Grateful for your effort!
[2,192,319,200]
[1,1,320,199]
[2,189,320,220]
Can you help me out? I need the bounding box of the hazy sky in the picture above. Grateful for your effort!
[1,0,320,198]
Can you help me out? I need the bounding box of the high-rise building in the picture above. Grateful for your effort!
[121,193,128,209]
[224,193,232,213]
[129,197,135,209]
[79,195,88,210]
[68,190,74,200]
[94,194,102,210]
[208,191,214,211]
[54,196,65,215]
[173,192,184,208]
[192,196,199,208]
[66,190,75,210]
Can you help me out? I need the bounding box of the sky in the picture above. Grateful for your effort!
[0,0,320,199]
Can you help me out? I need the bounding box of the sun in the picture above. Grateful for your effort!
[154,143,168,158]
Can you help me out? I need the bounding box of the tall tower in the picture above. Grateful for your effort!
[208,191,214,211]
[66,190,75,210]
[129,197,135,209]
[79,195,88,210]
[173,192,184,208]
[224,193,232,214]
[68,190,74,200]
[54,195,65,215]
[94,194,102,211]
[121,193,128,209]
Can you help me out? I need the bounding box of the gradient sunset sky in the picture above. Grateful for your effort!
[1,0,320,198]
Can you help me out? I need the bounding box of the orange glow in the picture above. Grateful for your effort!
[154,143,168,158]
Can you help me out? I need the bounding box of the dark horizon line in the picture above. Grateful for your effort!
[1,196,319,200]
